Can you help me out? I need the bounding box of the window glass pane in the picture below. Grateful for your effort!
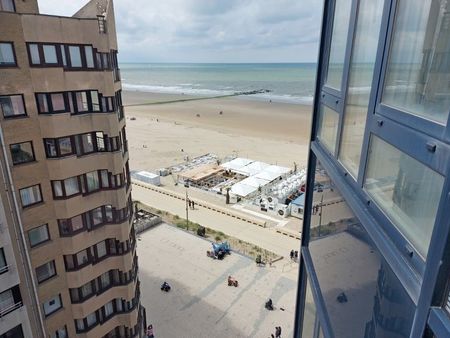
[317,105,339,154]
[37,94,48,113]
[58,137,72,155]
[20,185,42,206]
[64,177,79,196]
[81,282,93,297]
[100,170,109,187]
[0,95,25,117]
[28,224,49,247]
[75,92,88,112]
[0,43,15,65]
[0,0,15,12]
[76,250,89,265]
[301,276,320,338]
[82,133,94,153]
[29,44,40,64]
[52,181,63,197]
[100,272,111,288]
[71,214,84,232]
[0,289,14,312]
[338,0,384,178]
[91,91,100,111]
[10,142,34,164]
[50,93,65,111]
[43,45,57,64]
[36,261,55,283]
[45,139,57,157]
[102,53,108,68]
[43,295,61,315]
[96,132,105,151]
[85,46,94,68]
[105,205,113,222]
[0,249,6,268]
[69,46,82,67]
[364,136,444,258]
[104,301,114,316]
[382,0,450,124]
[309,160,415,337]
[86,312,97,326]
[92,207,103,226]
[324,0,352,90]
[86,171,99,192]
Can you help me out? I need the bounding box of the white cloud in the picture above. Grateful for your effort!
[37,0,323,62]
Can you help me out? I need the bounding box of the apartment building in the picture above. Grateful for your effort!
[295,0,450,337]
[0,0,145,337]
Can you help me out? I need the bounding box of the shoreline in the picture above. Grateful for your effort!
[123,90,312,172]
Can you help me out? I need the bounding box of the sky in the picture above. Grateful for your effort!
[37,0,323,63]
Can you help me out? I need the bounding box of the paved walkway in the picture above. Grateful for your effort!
[132,183,301,258]
[138,224,298,338]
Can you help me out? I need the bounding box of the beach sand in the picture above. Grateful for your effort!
[123,91,312,172]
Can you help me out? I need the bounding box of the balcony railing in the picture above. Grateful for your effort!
[0,265,10,275]
[0,301,22,318]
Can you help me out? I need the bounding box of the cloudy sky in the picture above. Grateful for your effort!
[37,0,323,63]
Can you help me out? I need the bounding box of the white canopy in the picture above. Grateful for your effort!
[239,176,270,188]
[237,161,270,176]
[230,182,258,197]
[221,158,253,172]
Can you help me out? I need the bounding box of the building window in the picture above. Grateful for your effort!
[0,286,22,318]
[52,176,80,198]
[0,95,26,118]
[36,92,68,114]
[19,184,42,207]
[0,248,7,274]
[50,326,67,338]
[85,46,94,68]
[43,294,62,317]
[324,0,352,90]
[28,224,50,247]
[43,45,58,64]
[0,0,15,12]
[28,44,40,64]
[301,276,323,338]
[317,105,339,154]
[0,42,15,66]
[10,141,35,165]
[338,0,384,178]
[68,46,82,67]
[382,0,450,124]
[364,136,444,258]
[35,260,56,283]
[44,137,75,158]
[75,91,89,112]
[0,325,24,338]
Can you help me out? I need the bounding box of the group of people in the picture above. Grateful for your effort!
[289,249,299,261]
[187,199,196,209]
[270,326,282,338]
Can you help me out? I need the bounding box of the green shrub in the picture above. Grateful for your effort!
[214,235,222,241]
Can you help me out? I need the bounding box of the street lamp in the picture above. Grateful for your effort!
[185,182,189,231]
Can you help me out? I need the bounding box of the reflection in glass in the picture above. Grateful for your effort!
[301,276,321,338]
[364,136,444,258]
[383,0,450,124]
[325,0,352,90]
[317,105,339,154]
[338,0,384,177]
[309,160,415,337]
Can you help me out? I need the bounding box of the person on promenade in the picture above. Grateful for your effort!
[146,324,154,338]
[290,249,294,260]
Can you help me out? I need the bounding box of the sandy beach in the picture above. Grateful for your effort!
[123,90,312,172]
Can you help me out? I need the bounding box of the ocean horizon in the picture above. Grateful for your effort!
[119,62,317,105]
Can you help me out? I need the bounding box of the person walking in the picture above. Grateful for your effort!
[275,326,281,338]
[290,249,294,260]
[146,324,154,338]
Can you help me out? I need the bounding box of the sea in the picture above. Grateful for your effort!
[120,63,317,105]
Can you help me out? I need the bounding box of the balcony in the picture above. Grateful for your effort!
[0,301,22,318]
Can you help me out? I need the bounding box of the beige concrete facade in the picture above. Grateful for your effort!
[0,1,144,337]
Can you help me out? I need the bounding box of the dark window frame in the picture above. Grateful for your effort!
[0,41,17,67]
[35,260,57,284]
[0,248,7,275]
[0,94,27,118]
[0,325,24,338]
[9,140,36,165]
[28,223,50,248]
[42,294,63,317]
[19,184,43,208]
[35,92,69,114]
[0,0,17,13]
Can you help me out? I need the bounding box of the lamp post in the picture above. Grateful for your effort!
[185,182,189,231]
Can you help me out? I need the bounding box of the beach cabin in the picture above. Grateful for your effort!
[290,193,305,219]
[132,171,161,186]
